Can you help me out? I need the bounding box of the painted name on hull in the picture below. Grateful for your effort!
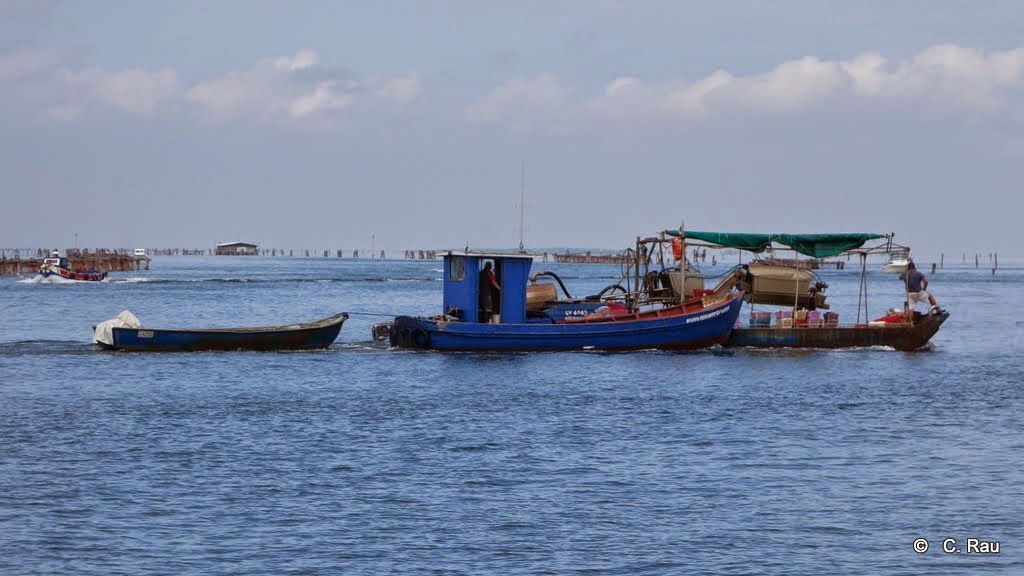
[685,306,729,324]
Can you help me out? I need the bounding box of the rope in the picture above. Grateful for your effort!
[699,264,745,279]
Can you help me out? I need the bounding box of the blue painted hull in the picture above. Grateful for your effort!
[528,301,607,323]
[100,313,348,352]
[391,295,743,352]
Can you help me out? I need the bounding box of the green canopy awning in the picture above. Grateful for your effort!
[664,230,885,259]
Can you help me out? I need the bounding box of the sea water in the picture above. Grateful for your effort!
[1,256,1021,575]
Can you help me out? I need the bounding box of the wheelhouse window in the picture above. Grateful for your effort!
[449,256,465,281]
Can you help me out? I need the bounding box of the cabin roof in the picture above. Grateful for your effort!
[443,251,535,261]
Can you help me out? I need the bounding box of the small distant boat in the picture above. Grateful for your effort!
[881,255,910,274]
[39,250,107,281]
[93,310,348,351]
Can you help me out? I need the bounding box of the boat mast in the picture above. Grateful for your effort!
[518,160,525,254]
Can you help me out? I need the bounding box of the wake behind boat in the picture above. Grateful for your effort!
[93,310,348,351]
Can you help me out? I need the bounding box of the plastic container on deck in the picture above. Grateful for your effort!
[794,309,808,327]
[749,311,771,327]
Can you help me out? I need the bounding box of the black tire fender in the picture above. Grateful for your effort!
[411,328,430,349]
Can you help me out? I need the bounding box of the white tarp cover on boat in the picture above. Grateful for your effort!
[93,310,141,346]
[748,263,813,294]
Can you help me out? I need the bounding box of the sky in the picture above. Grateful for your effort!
[1,0,1022,259]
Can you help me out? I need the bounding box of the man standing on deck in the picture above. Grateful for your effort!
[479,261,501,323]
[899,261,942,313]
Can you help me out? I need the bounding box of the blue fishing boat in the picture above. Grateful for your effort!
[93,311,348,351]
[388,234,745,352]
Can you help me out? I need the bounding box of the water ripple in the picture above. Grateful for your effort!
[0,259,1021,575]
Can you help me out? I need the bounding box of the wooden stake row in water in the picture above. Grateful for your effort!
[939,252,998,275]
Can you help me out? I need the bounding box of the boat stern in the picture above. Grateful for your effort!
[389,315,437,349]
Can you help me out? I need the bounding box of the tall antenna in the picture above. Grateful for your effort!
[518,160,525,253]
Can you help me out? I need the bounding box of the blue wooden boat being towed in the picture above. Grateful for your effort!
[93,310,348,351]
[387,233,746,352]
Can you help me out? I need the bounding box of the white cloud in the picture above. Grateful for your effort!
[72,67,180,115]
[465,73,573,131]
[661,70,733,117]
[605,76,638,97]
[0,48,418,124]
[187,50,422,122]
[582,75,662,121]
[0,49,180,119]
[733,56,845,112]
[898,44,1024,108]
[289,81,348,118]
[272,50,318,72]
[842,52,888,95]
[185,67,290,118]
[471,43,1024,129]
[376,75,421,106]
[184,52,345,120]
[6,42,1022,130]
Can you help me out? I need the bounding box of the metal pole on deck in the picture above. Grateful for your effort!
[680,236,686,306]
[865,253,871,324]
[794,258,800,314]
[856,253,867,324]
[633,237,641,311]
[905,256,912,326]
